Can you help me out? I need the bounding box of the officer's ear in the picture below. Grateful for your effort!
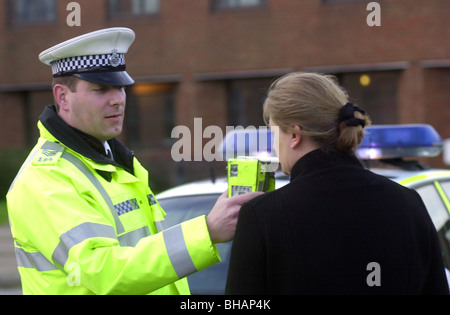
[290,125,302,149]
[53,84,71,111]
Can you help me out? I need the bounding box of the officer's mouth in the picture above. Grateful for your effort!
[105,113,123,122]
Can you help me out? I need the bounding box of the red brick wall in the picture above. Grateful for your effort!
[425,68,450,136]
[1,0,450,178]
[2,1,449,84]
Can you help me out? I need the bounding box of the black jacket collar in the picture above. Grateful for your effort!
[39,105,135,175]
[290,148,364,182]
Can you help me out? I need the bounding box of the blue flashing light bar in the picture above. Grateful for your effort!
[220,128,275,161]
[356,124,443,160]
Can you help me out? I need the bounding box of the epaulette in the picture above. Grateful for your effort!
[32,141,65,166]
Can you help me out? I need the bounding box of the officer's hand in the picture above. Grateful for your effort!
[206,190,263,244]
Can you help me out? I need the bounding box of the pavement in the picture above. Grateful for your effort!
[0,224,22,295]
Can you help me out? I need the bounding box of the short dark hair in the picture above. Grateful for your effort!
[52,76,80,92]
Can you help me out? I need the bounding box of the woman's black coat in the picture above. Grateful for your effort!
[226,149,449,294]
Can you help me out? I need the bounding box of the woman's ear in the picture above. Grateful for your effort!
[53,84,70,111]
[290,125,302,149]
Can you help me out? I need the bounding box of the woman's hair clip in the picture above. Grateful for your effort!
[339,102,366,128]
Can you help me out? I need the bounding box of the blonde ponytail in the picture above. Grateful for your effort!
[263,72,371,153]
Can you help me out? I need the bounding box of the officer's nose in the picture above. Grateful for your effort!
[110,87,126,107]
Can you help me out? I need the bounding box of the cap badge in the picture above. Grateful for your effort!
[109,49,121,68]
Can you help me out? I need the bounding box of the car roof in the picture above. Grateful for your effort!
[156,167,450,200]
[156,177,229,199]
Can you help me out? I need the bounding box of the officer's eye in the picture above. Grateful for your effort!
[91,85,107,93]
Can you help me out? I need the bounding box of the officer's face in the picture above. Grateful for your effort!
[58,79,126,142]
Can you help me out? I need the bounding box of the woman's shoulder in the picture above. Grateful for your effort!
[242,181,296,211]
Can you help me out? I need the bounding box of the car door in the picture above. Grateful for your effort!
[409,180,450,269]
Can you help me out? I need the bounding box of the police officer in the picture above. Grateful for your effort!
[7,28,260,295]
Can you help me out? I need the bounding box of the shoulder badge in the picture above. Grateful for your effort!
[32,141,65,166]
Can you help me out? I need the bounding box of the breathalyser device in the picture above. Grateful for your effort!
[227,157,276,197]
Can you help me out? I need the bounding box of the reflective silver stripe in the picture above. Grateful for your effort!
[118,226,150,247]
[15,248,57,271]
[59,148,125,235]
[17,223,148,271]
[52,222,117,268]
[155,220,167,232]
[163,224,197,278]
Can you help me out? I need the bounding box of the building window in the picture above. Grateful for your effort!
[335,71,401,125]
[226,78,274,128]
[211,0,267,11]
[9,0,56,25]
[108,0,159,18]
[125,83,175,148]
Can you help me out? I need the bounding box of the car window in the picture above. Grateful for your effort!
[159,194,219,228]
[438,181,450,209]
[158,194,231,295]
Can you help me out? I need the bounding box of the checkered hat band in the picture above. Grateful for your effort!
[51,53,126,76]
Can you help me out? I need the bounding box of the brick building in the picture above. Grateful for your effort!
[1,0,449,190]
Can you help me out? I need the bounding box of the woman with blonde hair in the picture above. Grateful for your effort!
[226,72,448,294]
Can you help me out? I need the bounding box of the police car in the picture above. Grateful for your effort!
[156,125,450,294]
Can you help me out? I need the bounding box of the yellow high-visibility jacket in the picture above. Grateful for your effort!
[7,116,220,295]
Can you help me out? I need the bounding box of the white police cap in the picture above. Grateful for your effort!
[39,27,135,86]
